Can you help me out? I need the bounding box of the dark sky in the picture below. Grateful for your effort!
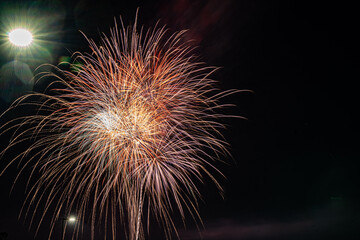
[0,0,359,239]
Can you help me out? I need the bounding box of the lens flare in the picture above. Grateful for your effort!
[1,18,243,240]
[8,28,33,47]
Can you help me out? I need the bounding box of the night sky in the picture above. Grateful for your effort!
[0,0,359,239]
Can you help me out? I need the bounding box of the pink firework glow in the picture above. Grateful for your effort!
[0,17,244,240]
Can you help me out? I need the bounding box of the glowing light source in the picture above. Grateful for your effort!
[8,28,33,47]
[67,216,76,223]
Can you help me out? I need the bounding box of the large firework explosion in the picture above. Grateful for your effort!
[0,16,242,240]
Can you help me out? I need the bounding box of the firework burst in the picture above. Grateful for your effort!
[0,16,243,240]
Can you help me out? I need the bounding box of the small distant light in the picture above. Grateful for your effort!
[8,28,33,47]
[68,216,76,223]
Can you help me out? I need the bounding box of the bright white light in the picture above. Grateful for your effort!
[8,28,33,47]
[68,216,76,223]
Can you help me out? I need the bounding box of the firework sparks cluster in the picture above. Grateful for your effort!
[1,18,240,240]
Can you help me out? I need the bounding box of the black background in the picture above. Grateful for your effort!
[0,0,359,239]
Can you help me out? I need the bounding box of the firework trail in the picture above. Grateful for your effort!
[0,15,244,240]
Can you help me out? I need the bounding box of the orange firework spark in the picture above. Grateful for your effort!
[0,16,243,240]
